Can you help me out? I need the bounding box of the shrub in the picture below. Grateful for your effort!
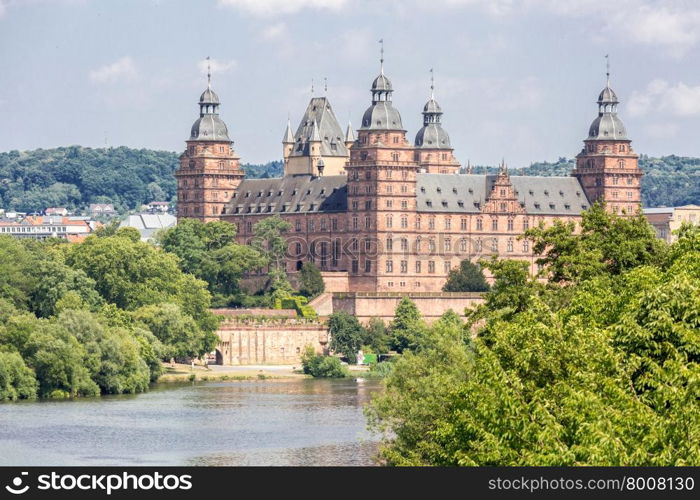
[300,345,349,378]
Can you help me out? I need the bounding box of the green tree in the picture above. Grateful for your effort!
[368,220,700,466]
[132,303,217,359]
[389,297,426,353]
[526,203,666,283]
[364,317,390,354]
[328,311,366,364]
[30,260,102,318]
[0,350,37,401]
[442,260,490,292]
[158,219,265,304]
[300,345,349,378]
[298,262,325,298]
[251,215,291,270]
[65,233,216,332]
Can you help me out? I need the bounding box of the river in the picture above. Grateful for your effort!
[0,378,383,466]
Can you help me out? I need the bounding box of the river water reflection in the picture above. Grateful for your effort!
[0,378,383,466]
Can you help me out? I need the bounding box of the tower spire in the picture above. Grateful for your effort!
[379,38,384,74]
[605,54,610,87]
[324,77,327,94]
[430,68,434,99]
[311,78,314,95]
[206,56,211,89]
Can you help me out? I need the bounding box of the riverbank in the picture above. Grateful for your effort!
[156,362,370,383]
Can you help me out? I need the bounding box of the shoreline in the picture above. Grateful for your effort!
[156,362,371,384]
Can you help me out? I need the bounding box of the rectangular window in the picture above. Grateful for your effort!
[507,239,513,252]
[415,261,421,273]
[523,218,529,230]
[445,238,452,251]
[365,260,371,272]
[352,260,359,273]
[400,260,408,273]
[366,239,373,251]
[523,240,529,252]
[476,219,483,231]
[491,219,498,231]
[428,261,435,273]
[461,218,467,230]
[386,200,393,208]
[492,238,498,252]
[386,260,394,273]
[332,218,337,231]
[507,219,514,231]
[365,200,372,210]
[352,217,359,230]
[445,218,451,230]
[444,261,451,273]
[429,218,435,229]
[365,217,371,229]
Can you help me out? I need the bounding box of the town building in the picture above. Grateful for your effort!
[120,213,177,242]
[0,215,93,241]
[177,57,642,292]
[644,205,700,242]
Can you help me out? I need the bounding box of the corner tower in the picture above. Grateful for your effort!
[175,62,244,221]
[572,61,642,214]
[414,70,460,174]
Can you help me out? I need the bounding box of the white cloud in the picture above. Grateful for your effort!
[260,22,287,40]
[425,0,700,56]
[628,79,700,117]
[89,56,138,84]
[217,0,347,17]
[197,58,237,77]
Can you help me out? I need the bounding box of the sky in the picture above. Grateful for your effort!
[0,0,699,167]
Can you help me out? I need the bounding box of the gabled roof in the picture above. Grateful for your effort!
[291,97,348,158]
[225,175,347,215]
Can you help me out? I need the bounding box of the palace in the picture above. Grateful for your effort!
[176,57,643,292]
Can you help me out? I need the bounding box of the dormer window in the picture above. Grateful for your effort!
[245,191,251,198]
[529,190,534,195]
[559,190,564,196]
[457,201,464,208]
[437,187,442,193]
[544,190,549,196]
[452,187,457,194]
[426,200,433,207]
[442,201,448,207]
[564,204,571,210]
[534,202,540,209]
[468,188,473,194]
[257,191,263,197]
[576,191,581,197]
[549,203,555,209]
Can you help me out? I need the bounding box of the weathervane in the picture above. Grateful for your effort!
[379,38,384,74]
[206,56,211,88]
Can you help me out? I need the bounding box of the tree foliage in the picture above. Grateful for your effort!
[0,232,219,400]
[300,345,349,378]
[298,262,325,298]
[368,210,699,466]
[328,311,365,364]
[389,297,427,353]
[157,218,266,306]
[442,260,490,292]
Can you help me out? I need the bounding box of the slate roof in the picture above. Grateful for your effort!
[290,97,348,158]
[120,213,176,241]
[225,175,348,215]
[224,173,590,216]
[416,174,591,215]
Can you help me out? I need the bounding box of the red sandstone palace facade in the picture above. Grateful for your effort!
[176,61,643,292]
